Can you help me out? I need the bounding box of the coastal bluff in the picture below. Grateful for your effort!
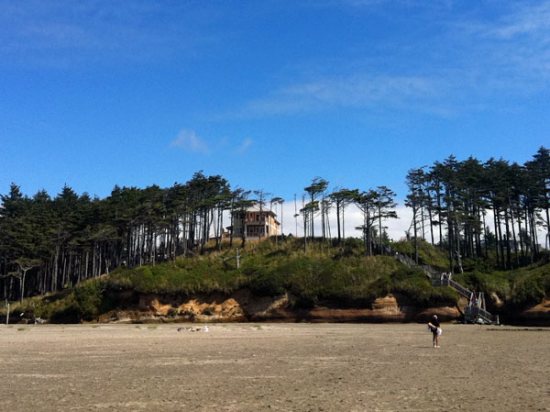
[98,291,470,324]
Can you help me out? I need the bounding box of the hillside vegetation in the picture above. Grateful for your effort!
[6,238,549,323]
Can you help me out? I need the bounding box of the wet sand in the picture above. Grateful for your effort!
[0,323,548,411]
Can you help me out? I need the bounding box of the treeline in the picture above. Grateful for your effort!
[0,169,401,303]
[406,147,549,271]
[1,147,548,302]
[0,172,261,301]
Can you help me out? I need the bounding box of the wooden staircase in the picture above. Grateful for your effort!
[391,248,496,324]
[432,276,496,324]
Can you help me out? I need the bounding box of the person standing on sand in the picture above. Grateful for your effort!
[428,315,441,348]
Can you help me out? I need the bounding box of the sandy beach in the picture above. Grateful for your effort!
[0,323,548,411]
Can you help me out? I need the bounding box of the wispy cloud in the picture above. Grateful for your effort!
[235,138,253,154]
[233,1,550,119]
[170,130,210,154]
[482,2,550,39]
[171,130,255,156]
[455,1,550,84]
[239,73,444,117]
[0,0,218,67]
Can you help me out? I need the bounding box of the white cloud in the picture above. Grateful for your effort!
[170,130,210,154]
[242,73,442,116]
[171,131,256,157]
[484,2,550,39]
[235,138,253,154]
[455,1,550,85]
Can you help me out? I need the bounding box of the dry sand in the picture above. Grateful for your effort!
[0,323,548,411]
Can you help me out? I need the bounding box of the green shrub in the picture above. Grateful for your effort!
[249,271,287,296]
[74,279,104,321]
[20,291,81,323]
[49,302,81,323]
[451,262,550,308]
[511,264,550,308]
[391,239,448,270]
[453,270,511,301]
[108,258,246,295]
[392,275,457,307]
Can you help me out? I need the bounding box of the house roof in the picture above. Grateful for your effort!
[232,206,277,215]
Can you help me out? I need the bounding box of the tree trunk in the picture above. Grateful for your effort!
[504,211,511,269]
[20,272,26,304]
[413,204,419,265]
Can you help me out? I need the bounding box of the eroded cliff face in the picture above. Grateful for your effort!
[517,299,550,325]
[98,291,462,324]
[94,289,550,326]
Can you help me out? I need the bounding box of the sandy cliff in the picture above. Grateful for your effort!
[98,291,465,324]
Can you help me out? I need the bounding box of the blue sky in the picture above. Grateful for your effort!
[1,0,549,209]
